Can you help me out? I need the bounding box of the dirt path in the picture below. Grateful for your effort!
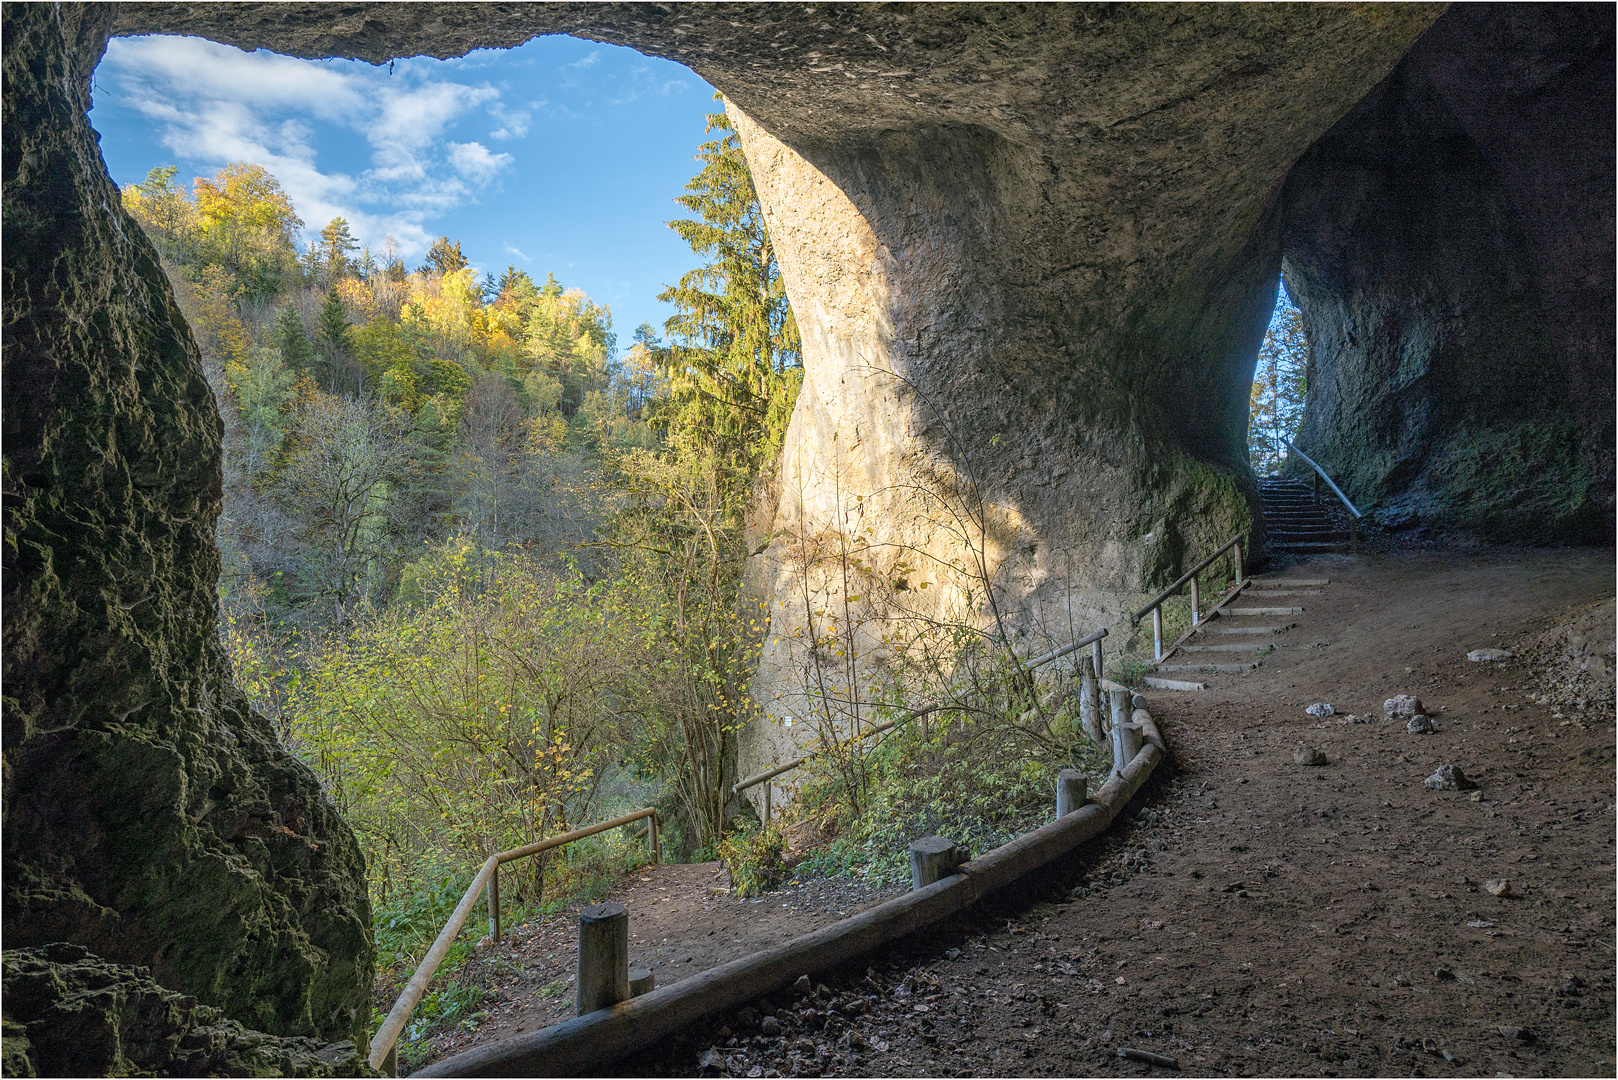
[605,547,1616,1078]
[417,862,904,1069]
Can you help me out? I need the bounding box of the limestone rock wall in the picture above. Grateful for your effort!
[2,3,372,1042]
[1277,4,1615,543]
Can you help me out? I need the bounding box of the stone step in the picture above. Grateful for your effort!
[1242,589,1322,597]
[1200,623,1294,634]
[1153,662,1260,673]
[1272,541,1347,550]
[1143,676,1206,691]
[1225,606,1305,616]
[1181,642,1276,653]
[1247,578,1330,586]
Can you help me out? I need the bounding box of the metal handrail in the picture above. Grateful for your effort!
[367,807,661,1073]
[1130,535,1245,623]
[1285,441,1361,517]
[1129,534,1246,662]
[733,627,1110,800]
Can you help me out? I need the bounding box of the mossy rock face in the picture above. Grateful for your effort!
[1278,6,1613,543]
[1,944,379,1078]
[2,4,372,1043]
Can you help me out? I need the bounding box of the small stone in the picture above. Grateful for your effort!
[944,948,961,960]
[794,1037,817,1054]
[1485,879,1514,898]
[1467,648,1514,662]
[1305,702,1334,718]
[761,1016,783,1037]
[1559,975,1584,994]
[1434,967,1456,981]
[1406,714,1435,734]
[1424,764,1474,790]
[699,1048,725,1074]
[794,974,812,995]
[1295,746,1328,766]
[1496,1025,1535,1043]
[1384,694,1425,718]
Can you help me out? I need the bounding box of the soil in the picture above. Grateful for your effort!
[415,547,1616,1078]
[416,864,904,1068]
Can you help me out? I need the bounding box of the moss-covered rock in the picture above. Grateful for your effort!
[1,944,379,1077]
[2,3,371,1043]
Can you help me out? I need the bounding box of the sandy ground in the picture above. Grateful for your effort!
[415,547,1616,1078]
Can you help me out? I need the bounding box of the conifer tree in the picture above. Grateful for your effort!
[275,304,315,373]
[656,101,800,492]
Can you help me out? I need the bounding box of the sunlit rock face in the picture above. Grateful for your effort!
[1278,4,1615,544]
[3,2,371,1044]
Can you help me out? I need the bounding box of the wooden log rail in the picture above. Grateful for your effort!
[1130,534,1246,661]
[416,705,1169,1078]
[368,808,661,1073]
[732,627,1110,822]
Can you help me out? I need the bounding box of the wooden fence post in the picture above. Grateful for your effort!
[1152,607,1163,660]
[1190,576,1200,626]
[1233,540,1243,589]
[1092,639,1104,684]
[1056,768,1087,817]
[488,865,501,944]
[577,903,629,1015]
[1108,688,1132,774]
[1079,655,1103,746]
[909,836,960,889]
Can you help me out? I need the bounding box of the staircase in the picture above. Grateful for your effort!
[1258,477,1349,555]
[1144,575,1329,689]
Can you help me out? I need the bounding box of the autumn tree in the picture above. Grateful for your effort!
[190,161,303,298]
[1249,282,1310,474]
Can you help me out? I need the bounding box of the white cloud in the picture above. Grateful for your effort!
[502,243,530,262]
[100,35,516,258]
[447,141,513,183]
[488,102,530,140]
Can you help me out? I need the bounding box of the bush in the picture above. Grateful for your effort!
[717,825,785,897]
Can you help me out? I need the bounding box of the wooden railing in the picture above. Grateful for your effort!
[367,808,661,1074]
[733,627,1111,820]
[1130,535,1246,661]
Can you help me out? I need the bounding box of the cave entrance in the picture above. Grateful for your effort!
[1246,277,1307,477]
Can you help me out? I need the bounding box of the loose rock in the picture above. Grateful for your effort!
[1496,1025,1535,1043]
[1467,648,1514,662]
[1295,746,1328,766]
[1406,714,1435,734]
[1384,694,1426,718]
[1424,764,1474,790]
[1305,702,1335,717]
[1485,879,1514,898]
[760,1016,783,1037]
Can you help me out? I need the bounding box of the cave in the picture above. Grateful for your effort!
[4,2,1610,1070]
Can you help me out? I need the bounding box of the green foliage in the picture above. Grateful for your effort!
[1250,281,1308,474]
[274,303,316,373]
[717,824,785,897]
[656,102,801,493]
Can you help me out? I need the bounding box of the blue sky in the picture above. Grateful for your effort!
[90,33,721,345]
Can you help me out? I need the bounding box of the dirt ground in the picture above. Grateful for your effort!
[419,547,1616,1078]
[418,864,904,1067]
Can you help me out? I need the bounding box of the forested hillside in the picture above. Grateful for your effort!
[122,106,803,909]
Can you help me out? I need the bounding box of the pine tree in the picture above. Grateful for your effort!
[319,217,359,285]
[656,102,801,490]
[419,236,468,277]
[275,304,315,373]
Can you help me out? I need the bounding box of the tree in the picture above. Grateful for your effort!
[1248,282,1309,474]
[315,286,354,390]
[275,304,316,373]
[319,217,359,286]
[419,236,468,277]
[656,102,801,493]
[122,165,197,262]
[276,391,419,622]
[190,162,303,298]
